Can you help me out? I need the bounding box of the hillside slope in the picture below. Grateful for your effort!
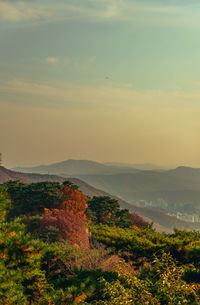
[0,166,194,232]
[68,178,193,232]
[0,166,65,184]
[75,167,200,213]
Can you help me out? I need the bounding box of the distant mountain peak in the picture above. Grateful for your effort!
[13,159,140,176]
[172,166,200,173]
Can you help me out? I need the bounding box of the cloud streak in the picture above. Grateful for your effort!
[1,78,200,110]
[0,1,52,21]
[1,0,200,27]
[53,0,200,27]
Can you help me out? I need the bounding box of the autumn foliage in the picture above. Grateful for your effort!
[130,212,148,229]
[60,186,88,220]
[2,182,200,304]
[41,187,89,249]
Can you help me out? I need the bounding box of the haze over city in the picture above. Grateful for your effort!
[1,0,200,168]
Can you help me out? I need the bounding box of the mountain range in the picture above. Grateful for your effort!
[77,166,200,213]
[14,160,200,214]
[14,159,139,176]
[105,162,170,171]
[0,165,194,233]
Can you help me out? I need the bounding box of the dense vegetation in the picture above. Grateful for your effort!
[1,181,200,304]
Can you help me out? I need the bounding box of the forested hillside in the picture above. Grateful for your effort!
[1,180,200,304]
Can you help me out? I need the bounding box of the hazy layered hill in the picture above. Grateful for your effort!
[63,177,194,233]
[76,166,200,212]
[0,166,65,184]
[105,162,169,171]
[13,160,200,212]
[14,159,140,176]
[0,166,193,232]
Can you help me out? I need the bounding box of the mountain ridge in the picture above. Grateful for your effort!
[74,166,200,210]
[0,165,193,232]
[12,159,200,215]
[13,159,139,176]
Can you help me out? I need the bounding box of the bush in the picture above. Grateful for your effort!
[0,219,49,304]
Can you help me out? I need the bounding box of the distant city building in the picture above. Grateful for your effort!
[170,212,200,223]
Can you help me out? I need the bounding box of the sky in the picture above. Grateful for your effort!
[1,0,200,168]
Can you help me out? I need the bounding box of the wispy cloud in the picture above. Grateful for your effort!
[0,0,121,23]
[52,0,122,22]
[45,57,59,66]
[0,78,199,110]
[50,0,200,26]
[1,0,200,26]
[0,1,52,21]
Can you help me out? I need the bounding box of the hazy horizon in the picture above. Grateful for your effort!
[1,0,200,168]
[3,157,185,171]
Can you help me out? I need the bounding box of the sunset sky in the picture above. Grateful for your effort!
[1,0,200,168]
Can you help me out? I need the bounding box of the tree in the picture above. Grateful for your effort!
[41,187,89,249]
[130,212,148,229]
[5,181,63,218]
[87,196,120,226]
[0,219,48,304]
[0,187,11,221]
[60,186,88,220]
[41,208,89,249]
[62,180,79,190]
[87,196,132,228]
[117,209,132,228]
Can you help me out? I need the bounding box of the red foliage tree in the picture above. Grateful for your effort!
[41,208,89,249]
[60,186,88,220]
[130,212,148,229]
[41,187,89,249]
